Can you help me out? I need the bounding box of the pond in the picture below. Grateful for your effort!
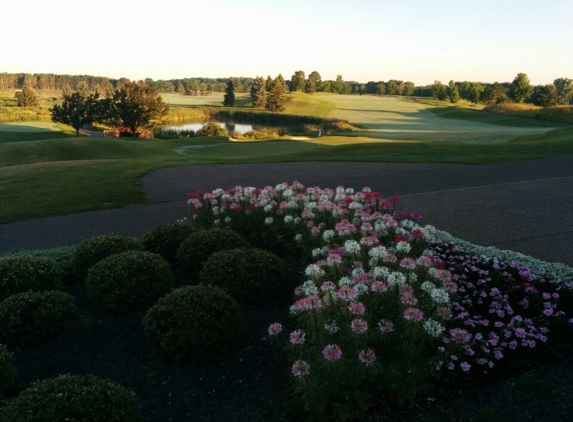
[164,121,269,135]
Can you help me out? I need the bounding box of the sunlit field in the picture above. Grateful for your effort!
[1,92,572,222]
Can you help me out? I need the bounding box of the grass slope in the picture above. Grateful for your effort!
[1,94,572,222]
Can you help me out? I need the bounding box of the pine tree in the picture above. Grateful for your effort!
[16,86,39,107]
[223,78,236,107]
[250,76,267,108]
[265,75,287,112]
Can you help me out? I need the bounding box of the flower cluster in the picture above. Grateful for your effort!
[182,182,573,415]
[430,241,573,375]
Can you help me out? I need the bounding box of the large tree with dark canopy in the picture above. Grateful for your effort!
[105,81,169,136]
[50,92,101,136]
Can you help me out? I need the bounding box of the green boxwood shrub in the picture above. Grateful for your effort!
[176,229,250,274]
[140,222,196,263]
[200,248,289,305]
[1,246,75,274]
[143,285,245,363]
[0,291,81,350]
[86,251,173,315]
[0,344,16,398]
[196,122,227,137]
[0,374,142,422]
[0,256,63,302]
[72,234,143,279]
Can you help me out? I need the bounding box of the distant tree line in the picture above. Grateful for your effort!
[4,71,571,108]
[422,74,573,107]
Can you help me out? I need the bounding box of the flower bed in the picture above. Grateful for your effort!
[182,181,573,420]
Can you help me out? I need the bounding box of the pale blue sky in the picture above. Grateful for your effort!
[3,0,572,85]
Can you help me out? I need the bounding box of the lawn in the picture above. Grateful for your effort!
[1,93,572,222]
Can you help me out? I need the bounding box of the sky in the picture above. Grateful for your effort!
[3,0,572,86]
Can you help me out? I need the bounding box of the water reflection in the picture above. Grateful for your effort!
[165,122,257,134]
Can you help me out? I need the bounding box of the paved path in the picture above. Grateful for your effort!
[1,156,572,266]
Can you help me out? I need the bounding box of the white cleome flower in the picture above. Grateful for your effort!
[423,319,444,337]
[344,240,361,255]
[265,217,274,225]
[430,288,450,304]
[302,280,319,296]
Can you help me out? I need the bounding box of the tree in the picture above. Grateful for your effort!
[432,81,447,101]
[105,81,169,137]
[446,80,460,103]
[50,92,101,136]
[290,70,305,92]
[375,83,386,95]
[466,82,484,106]
[553,78,573,105]
[334,75,350,94]
[15,86,39,107]
[265,74,287,112]
[308,71,322,92]
[250,76,267,108]
[386,80,398,95]
[77,81,90,98]
[223,78,236,107]
[482,82,507,105]
[304,78,316,94]
[402,82,415,96]
[508,73,533,103]
[534,84,558,107]
[265,75,274,92]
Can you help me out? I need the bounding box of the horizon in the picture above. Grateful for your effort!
[3,0,572,86]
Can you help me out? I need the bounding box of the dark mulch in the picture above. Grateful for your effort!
[4,267,573,422]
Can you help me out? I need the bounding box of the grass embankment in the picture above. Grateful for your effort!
[0,122,76,142]
[1,94,572,223]
[484,102,573,125]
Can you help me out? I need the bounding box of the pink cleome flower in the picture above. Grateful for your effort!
[348,301,366,315]
[404,307,423,321]
[323,344,343,361]
[358,348,376,366]
[289,329,306,345]
[351,318,368,334]
[292,360,310,377]
[267,322,283,336]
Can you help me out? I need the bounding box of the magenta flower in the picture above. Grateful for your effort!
[404,307,423,321]
[289,329,306,345]
[292,360,310,377]
[358,348,376,366]
[348,301,366,315]
[267,322,282,336]
[323,344,342,361]
[351,318,368,334]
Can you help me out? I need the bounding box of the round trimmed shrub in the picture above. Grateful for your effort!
[0,344,16,397]
[0,291,81,350]
[200,248,289,305]
[0,256,63,302]
[143,285,245,363]
[140,222,196,263]
[72,234,144,279]
[86,251,173,315]
[0,374,142,422]
[196,122,227,137]
[176,229,250,274]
